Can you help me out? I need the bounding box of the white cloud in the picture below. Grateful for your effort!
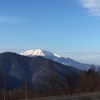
[79,0,100,16]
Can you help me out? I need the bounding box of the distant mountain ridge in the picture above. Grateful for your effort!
[20,49,100,70]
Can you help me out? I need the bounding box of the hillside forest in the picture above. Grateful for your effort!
[0,65,100,100]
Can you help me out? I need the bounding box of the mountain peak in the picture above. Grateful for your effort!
[20,49,61,57]
[20,49,100,70]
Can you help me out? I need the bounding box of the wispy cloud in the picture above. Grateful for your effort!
[0,16,28,23]
[79,0,100,16]
[57,51,100,56]
[0,48,26,53]
[0,16,17,23]
[57,50,100,64]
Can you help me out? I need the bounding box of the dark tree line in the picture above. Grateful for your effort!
[1,65,100,100]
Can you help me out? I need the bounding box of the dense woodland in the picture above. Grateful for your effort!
[0,65,100,100]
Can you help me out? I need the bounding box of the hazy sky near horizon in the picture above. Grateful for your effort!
[0,0,100,64]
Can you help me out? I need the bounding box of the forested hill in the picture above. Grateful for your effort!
[0,52,80,89]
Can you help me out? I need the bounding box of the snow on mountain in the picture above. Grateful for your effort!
[20,49,61,57]
[20,49,100,70]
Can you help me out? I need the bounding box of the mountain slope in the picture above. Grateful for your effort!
[20,49,99,70]
[0,52,80,89]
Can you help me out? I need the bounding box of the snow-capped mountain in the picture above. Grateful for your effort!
[20,49,99,70]
[20,49,61,57]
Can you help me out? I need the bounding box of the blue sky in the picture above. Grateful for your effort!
[0,0,100,64]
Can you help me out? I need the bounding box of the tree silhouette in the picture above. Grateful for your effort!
[37,67,60,96]
[64,72,80,94]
